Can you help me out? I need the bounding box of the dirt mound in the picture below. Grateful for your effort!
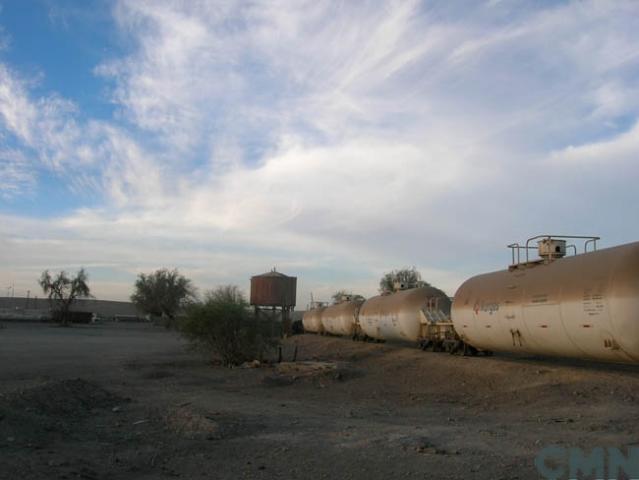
[263,360,360,386]
[2,378,123,417]
[162,405,265,441]
[0,379,125,447]
[164,406,222,439]
[275,361,338,377]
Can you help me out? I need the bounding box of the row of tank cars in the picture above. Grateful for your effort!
[302,235,639,365]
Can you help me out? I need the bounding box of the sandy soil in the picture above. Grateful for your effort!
[1,322,638,480]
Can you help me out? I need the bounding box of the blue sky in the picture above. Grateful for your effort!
[1,1,117,116]
[1,0,639,304]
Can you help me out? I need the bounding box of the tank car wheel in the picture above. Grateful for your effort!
[449,340,461,355]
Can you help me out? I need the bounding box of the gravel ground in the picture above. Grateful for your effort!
[1,322,638,480]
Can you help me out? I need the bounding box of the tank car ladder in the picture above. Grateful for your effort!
[418,298,457,352]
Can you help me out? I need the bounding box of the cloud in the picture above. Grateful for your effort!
[549,121,639,165]
[2,0,639,303]
[0,149,35,199]
[0,64,37,144]
[0,62,97,178]
[0,60,167,209]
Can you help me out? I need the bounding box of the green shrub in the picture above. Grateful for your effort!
[179,285,280,366]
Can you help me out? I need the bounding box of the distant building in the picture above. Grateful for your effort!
[0,296,143,322]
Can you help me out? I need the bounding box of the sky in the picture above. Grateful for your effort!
[1,0,639,306]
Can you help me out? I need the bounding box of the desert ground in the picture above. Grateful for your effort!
[1,321,638,480]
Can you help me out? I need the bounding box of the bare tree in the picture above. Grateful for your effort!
[379,267,451,300]
[331,290,365,303]
[39,268,91,326]
[131,268,196,327]
[379,267,427,293]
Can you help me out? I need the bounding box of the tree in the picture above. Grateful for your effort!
[130,269,196,326]
[331,290,365,303]
[379,267,427,293]
[179,285,280,366]
[378,267,450,300]
[39,268,91,326]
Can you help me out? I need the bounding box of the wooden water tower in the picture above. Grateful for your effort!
[250,269,297,335]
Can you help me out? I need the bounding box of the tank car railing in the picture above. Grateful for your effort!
[507,243,536,266]
[524,235,600,262]
[585,238,599,252]
[508,235,601,266]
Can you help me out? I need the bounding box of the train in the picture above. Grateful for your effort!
[302,235,639,364]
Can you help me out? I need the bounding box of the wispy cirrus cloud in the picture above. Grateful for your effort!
[0,59,166,209]
[0,149,35,199]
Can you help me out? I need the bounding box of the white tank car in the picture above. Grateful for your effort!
[302,306,326,333]
[452,238,639,363]
[321,299,364,336]
[358,286,451,342]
